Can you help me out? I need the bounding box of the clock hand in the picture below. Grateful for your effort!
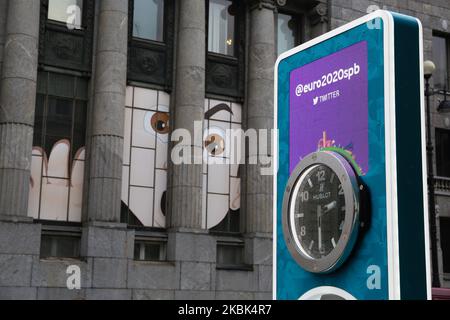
[322,200,337,215]
[317,205,322,254]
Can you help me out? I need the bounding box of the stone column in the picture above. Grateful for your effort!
[87,0,128,222]
[244,0,275,234]
[0,0,40,219]
[167,0,205,229]
[0,0,8,75]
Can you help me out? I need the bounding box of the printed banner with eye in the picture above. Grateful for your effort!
[121,87,170,228]
[203,100,242,231]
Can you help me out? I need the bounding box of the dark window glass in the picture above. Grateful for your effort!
[217,243,244,267]
[134,241,167,261]
[433,35,449,90]
[208,0,235,56]
[440,217,450,274]
[40,234,81,259]
[33,94,45,147]
[133,0,165,41]
[276,12,297,57]
[436,128,450,177]
[48,0,83,29]
[73,100,87,160]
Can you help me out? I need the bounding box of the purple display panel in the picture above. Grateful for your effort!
[289,41,369,174]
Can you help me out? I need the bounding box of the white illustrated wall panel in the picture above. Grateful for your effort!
[203,98,242,232]
[122,86,170,227]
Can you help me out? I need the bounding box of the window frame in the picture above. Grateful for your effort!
[275,10,303,57]
[39,0,95,74]
[32,71,88,222]
[131,0,166,44]
[207,0,237,58]
[47,0,84,30]
[216,237,252,271]
[205,0,245,100]
[38,221,83,260]
[127,0,175,90]
[436,128,450,178]
[432,31,450,93]
[440,217,450,277]
[133,230,168,262]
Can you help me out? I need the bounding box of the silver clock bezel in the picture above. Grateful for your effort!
[282,151,361,274]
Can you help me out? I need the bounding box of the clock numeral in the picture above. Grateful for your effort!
[299,191,309,202]
[308,240,314,251]
[338,184,344,195]
[316,170,326,182]
[331,237,337,248]
[300,226,306,237]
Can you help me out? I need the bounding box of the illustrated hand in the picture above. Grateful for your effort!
[28,140,85,222]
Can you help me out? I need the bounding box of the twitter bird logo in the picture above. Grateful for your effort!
[313,97,319,106]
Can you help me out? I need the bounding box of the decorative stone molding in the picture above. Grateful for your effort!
[247,0,276,12]
[308,2,328,27]
[435,176,450,196]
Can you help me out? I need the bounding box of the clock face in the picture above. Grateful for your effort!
[290,164,346,259]
[282,151,361,274]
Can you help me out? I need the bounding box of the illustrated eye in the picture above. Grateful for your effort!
[205,133,225,156]
[150,112,169,134]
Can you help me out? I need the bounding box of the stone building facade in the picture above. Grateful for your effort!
[0,0,328,300]
[0,0,449,300]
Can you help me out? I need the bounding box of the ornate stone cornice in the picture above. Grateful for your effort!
[308,2,328,27]
[247,0,276,12]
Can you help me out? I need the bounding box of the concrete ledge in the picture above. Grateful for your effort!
[31,257,92,288]
[167,231,216,263]
[215,269,258,292]
[215,291,255,300]
[0,215,33,224]
[127,261,180,290]
[180,262,212,291]
[132,289,175,300]
[174,290,215,300]
[37,287,85,300]
[0,221,40,255]
[81,225,132,258]
[0,286,37,300]
[85,288,131,300]
[245,236,272,266]
[92,258,127,288]
[0,254,33,287]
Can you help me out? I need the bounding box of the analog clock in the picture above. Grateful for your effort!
[282,151,365,273]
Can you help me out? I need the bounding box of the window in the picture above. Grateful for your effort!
[433,34,450,90]
[28,72,88,222]
[48,0,83,29]
[133,231,167,261]
[436,129,450,177]
[208,0,235,56]
[216,240,250,269]
[440,217,450,274]
[132,0,164,41]
[40,225,81,259]
[203,99,242,233]
[134,241,167,261]
[121,87,170,228]
[275,12,298,57]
